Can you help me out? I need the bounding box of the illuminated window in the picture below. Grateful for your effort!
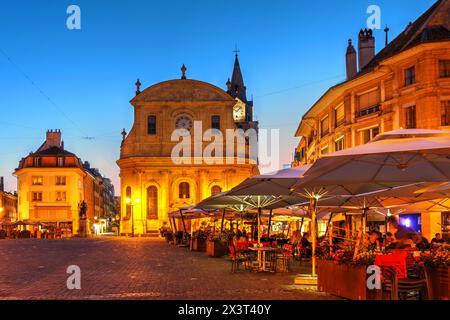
[32,176,43,185]
[148,115,156,135]
[335,137,345,151]
[147,186,158,219]
[441,100,450,126]
[211,115,220,130]
[32,192,43,202]
[439,60,450,78]
[405,105,417,129]
[179,182,190,199]
[404,66,416,86]
[211,185,222,196]
[56,176,66,185]
[334,104,345,127]
[56,191,66,202]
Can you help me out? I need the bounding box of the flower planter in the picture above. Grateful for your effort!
[426,266,449,300]
[206,240,228,257]
[192,238,207,252]
[317,259,379,300]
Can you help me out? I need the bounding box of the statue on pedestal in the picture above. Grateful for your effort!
[78,200,88,237]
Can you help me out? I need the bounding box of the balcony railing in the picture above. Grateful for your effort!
[356,104,381,118]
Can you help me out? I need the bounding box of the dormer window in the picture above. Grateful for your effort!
[57,157,64,167]
[34,157,41,167]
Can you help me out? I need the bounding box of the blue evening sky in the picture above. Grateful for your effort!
[0,0,436,193]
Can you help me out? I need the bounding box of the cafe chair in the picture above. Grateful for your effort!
[265,250,278,273]
[276,244,293,272]
[228,245,247,273]
[381,265,429,300]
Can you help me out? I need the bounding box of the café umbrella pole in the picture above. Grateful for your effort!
[310,197,317,277]
[257,207,262,244]
[267,209,273,239]
[172,216,177,233]
[220,209,225,234]
[179,209,187,234]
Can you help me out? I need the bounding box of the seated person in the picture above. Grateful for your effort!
[365,231,381,251]
[301,232,311,247]
[431,233,445,245]
[412,234,430,251]
[385,216,416,249]
[238,234,248,242]
[300,232,312,256]
[383,232,394,246]
[289,230,300,246]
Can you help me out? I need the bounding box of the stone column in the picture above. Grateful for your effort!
[160,170,170,225]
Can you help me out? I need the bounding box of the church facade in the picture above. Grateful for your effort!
[117,55,259,236]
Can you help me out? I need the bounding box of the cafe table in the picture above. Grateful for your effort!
[249,246,277,272]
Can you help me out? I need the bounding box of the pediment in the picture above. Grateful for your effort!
[131,79,235,103]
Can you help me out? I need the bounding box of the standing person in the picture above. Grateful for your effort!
[386,216,416,249]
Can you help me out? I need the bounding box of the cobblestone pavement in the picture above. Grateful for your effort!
[0,238,339,300]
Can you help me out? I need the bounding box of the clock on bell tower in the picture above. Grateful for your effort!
[233,98,246,122]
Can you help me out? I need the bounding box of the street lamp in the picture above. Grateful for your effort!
[126,197,139,237]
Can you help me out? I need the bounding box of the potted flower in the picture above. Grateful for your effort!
[192,230,209,252]
[206,232,231,257]
[317,243,379,300]
[420,248,450,300]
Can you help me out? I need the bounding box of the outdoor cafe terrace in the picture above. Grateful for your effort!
[163,129,450,300]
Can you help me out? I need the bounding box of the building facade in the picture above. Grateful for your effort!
[118,55,259,236]
[15,130,115,235]
[0,177,18,223]
[292,0,450,240]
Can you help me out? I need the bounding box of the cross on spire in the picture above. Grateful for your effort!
[233,44,240,57]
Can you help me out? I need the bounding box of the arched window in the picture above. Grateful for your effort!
[125,186,131,220]
[179,182,190,199]
[147,186,158,219]
[211,185,222,196]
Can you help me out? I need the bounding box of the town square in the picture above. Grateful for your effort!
[0,0,450,305]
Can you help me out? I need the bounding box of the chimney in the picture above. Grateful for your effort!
[346,39,357,80]
[0,177,4,192]
[358,28,375,71]
[41,129,62,150]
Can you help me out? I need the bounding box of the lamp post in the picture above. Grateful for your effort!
[126,197,140,237]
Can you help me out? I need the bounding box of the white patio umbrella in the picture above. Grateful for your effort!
[220,165,313,243]
[291,129,450,277]
[294,130,450,191]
